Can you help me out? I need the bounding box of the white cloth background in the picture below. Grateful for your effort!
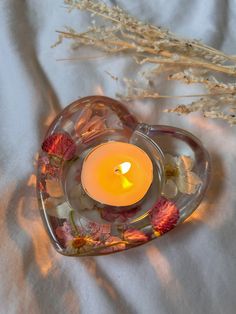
[1,1,236,313]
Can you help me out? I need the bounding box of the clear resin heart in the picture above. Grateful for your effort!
[37,96,210,256]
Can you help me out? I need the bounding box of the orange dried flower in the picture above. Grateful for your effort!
[71,237,87,249]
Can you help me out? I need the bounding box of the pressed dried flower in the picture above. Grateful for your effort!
[102,236,126,253]
[71,236,87,249]
[45,179,64,198]
[100,206,139,223]
[150,197,179,235]
[163,154,202,198]
[123,229,148,243]
[44,199,71,218]
[56,221,74,244]
[69,184,96,210]
[38,156,62,178]
[86,221,111,240]
[75,106,93,135]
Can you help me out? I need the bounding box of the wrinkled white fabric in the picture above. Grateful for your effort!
[1,1,236,313]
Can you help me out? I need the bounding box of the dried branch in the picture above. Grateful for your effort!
[55,0,236,125]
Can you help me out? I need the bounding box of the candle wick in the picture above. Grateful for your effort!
[114,168,121,175]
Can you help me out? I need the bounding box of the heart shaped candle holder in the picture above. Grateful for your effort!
[37,96,210,256]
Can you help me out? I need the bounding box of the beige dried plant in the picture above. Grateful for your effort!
[55,0,236,125]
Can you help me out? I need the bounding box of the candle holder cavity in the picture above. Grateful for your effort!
[37,96,210,256]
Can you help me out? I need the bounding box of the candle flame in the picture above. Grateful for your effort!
[115,162,131,175]
[114,162,133,190]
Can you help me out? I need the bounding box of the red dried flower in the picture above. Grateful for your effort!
[150,197,179,235]
[42,132,76,160]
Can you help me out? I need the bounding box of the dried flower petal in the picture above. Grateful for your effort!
[162,179,178,198]
[55,202,71,218]
[80,115,105,133]
[42,132,76,160]
[81,129,110,144]
[69,184,96,210]
[102,236,126,253]
[75,107,93,135]
[163,154,202,198]
[38,156,62,178]
[44,198,67,217]
[177,155,194,172]
[71,237,87,249]
[100,208,120,222]
[176,171,202,194]
[86,222,111,240]
[123,229,148,243]
[150,197,179,235]
[55,221,73,244]
[165,154,177,166]
[45,179,64,198]
[100,206,139,223]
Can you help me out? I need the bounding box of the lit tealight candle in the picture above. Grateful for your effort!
[81,141,153,206]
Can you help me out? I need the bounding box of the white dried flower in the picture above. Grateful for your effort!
[163,154,202,198]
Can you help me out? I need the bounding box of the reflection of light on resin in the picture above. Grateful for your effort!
[95,85,104,95]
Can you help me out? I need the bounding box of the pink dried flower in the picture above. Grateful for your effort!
[75,108,109,143]
[150,197,179,235]
[75,107,93,135]
[100,206,139,223]
[81,129,110,144]
[100,208,120,222]
[101,236,126,253]
[55,221,74,244]
[87,221,111,240]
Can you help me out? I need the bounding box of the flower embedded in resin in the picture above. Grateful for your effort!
[163,154,202,199]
